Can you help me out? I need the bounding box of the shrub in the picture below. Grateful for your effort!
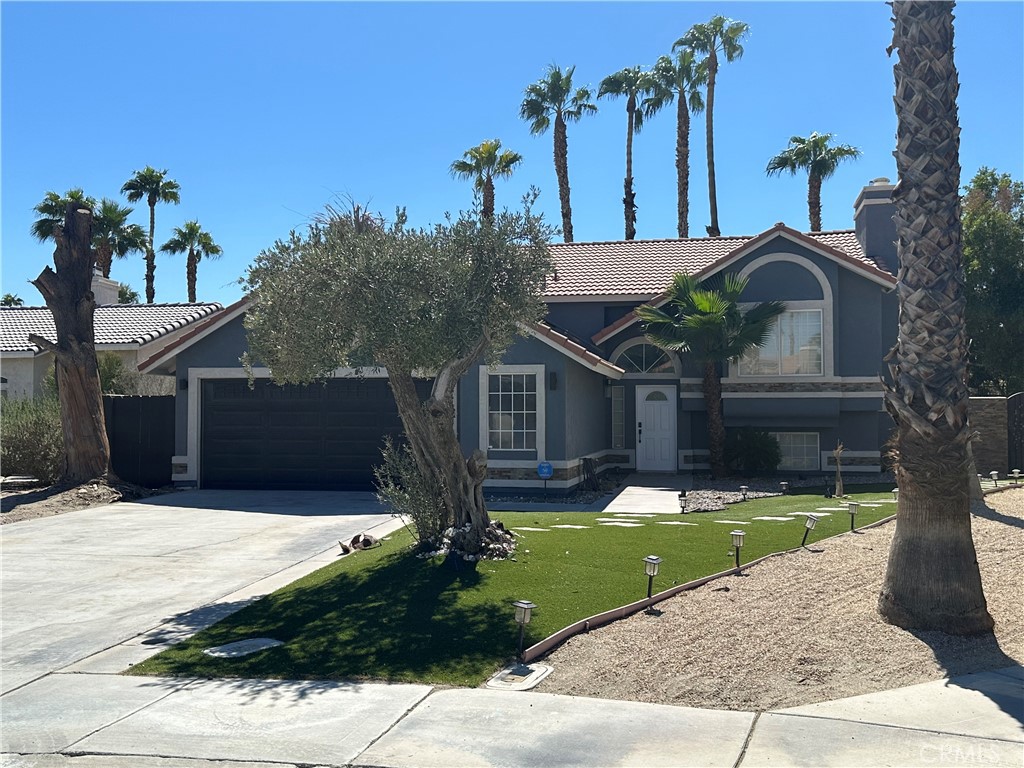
[374,437,450,547]
[1,396,63,483]
[725,427,782,476]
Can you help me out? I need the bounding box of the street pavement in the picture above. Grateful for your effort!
[2,489,1021,767]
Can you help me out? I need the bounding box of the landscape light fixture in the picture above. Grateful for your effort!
[780,481,790,495]
[1013,469,1021,483]
[643,555,662,599]
[730,530,746,568]
[990,471,999,486]
[891,488,899,502]
[739,485,749,501]
[801,514,819,547]
[846,501,860,532]
[678,491,687,514]
[512,600,536,663]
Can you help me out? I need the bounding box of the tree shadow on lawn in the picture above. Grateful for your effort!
[135,546,520,695]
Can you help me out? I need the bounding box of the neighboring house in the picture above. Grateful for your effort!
[141,178,899,491]
[0,273,222,399]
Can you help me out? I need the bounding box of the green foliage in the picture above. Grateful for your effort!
[963,167,1024,395]
[519,64,597,134]
[0,395,63,483]
[131,486,896,686]
[118,284,141,304]
[450,139,523,192]
[765,132,861,181]
[31,188,97,242]
[724,428,782,475]
[374,437,449,546]
[2,293,24,306]
[242,195,554,385]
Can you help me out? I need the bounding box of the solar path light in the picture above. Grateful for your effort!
[678,491,687,514]
[846,501,860,532]
[739,485,749,501]
[990,471,999,486]
[1013,469,1021,483]
[780,481,790,495]
[643,555,662,599]
[801,514,819,547]
[512,600,536,663]
[891,487,899,502]
[730,530,746,568]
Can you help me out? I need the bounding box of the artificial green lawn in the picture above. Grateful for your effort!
[129,485,896,687]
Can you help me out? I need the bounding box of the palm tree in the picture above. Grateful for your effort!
[159,220,222,302]
[677,16,750,237]
[520,65,597,242]
[878,0,993,635]
[766,133,862,231]
[450,139,523,220]
[637,272,784,478]
[91,199,149,278]
[599,66,659,240]
[31,189,96,242]
[645,51,707,238]
[121,167,181,303]
[2,293,24,306]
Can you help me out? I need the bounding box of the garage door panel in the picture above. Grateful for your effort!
[201,378,430,491]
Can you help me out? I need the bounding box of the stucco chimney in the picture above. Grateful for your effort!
[92,270,121,305]
[853,178,897,275]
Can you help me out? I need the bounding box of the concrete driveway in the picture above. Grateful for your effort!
[0,489,400,695]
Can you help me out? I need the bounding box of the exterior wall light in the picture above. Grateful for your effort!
[730,530,746,568]
[780,481,790,495]
[802,514,819,547]
[739,485,749,501]
[846,501,860,532]
[678,491,687,514]
[990,471,999,486]
[643,555,662,599]
[512,600,536,663]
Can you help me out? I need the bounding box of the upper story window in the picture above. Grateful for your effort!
[613,343,675,375]
[739,309,823,376]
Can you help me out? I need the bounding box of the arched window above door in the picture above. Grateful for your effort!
[612,341,677,375]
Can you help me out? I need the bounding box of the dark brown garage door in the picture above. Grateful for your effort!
[200,377,430,490]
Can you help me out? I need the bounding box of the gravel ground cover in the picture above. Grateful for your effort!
[537,488,1023,711]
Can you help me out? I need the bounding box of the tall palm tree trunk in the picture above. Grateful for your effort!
[705,56,720,237]
[186,250,198,303]
[878,0,993,635]
[96,244,113,279]
[702,360,727,478]
[482,178,495,221]
[146,199,157,304]
[808,173,823,231]
[553,114,574,243]
[624,100,637,240]
[676,96,691,238]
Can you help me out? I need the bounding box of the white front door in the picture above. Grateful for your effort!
[635,385,677,472]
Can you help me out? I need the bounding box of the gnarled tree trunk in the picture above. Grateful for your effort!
[878,0,993,635]
[30,203,113,485]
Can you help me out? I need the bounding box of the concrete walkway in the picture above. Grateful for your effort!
[2,489,1022,767]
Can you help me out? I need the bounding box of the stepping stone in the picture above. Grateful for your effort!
[202,638,283,658]
[656,521,698,526]
[753,516,796,521]
[792,511,831,517]
[511,527,549,532]
[816,507,849,511]
[550,524,591,529]
[859,503,883,507]
[598,521,644,527]
[712,520,749,525]
[614,513,656,518]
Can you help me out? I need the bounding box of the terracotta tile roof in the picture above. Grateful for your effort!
[0,303,223,353]
[543,227,891,298]
[527,321,625,379]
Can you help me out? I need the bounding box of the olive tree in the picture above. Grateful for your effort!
[243,196,553,556]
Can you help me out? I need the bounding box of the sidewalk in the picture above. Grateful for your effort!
[2,665,1020,767]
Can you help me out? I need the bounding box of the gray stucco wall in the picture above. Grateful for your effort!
[564,358,609,459]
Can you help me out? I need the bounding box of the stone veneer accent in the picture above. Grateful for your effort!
[824,455,880,467]
[680,381,884,394]
[971,397,1009,474]
[486,452,628,482]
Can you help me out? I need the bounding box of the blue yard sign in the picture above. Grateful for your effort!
[537,461,553,479]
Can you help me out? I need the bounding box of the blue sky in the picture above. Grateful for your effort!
[2,1,1022,307]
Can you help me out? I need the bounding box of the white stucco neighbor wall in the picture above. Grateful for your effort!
[1,357,39,400]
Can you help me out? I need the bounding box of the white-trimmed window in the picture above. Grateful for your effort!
[611,386,625,449]
[612,341,676,375]
[740,310,823,376]
[770,432,820,471]
[479,365,545,456]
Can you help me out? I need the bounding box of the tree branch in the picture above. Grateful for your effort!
[27,333,58,354]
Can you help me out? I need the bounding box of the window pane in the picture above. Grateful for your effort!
[525,412,536,430]
[498,432,512,450]
[513,393,525,411]
[513,432,525,450]
[499,374,513,392]
[513,413,525,430]
[525,432,536,449]
[488,375,499,394]
[770,432,820,470]
[524,375,536,393]
[781,311,822,375]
